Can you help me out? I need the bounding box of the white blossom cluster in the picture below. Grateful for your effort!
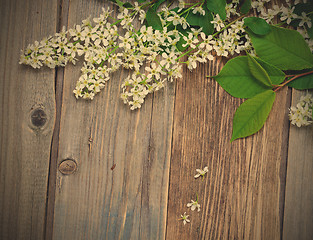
[19,0,312,109]
[289,93,313,127]
[252,0,313,51]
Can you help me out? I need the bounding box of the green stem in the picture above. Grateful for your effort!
[274,70,313,92]
[107,45,119,58]
[73,40,81,45]
[273,21,285,27]
[179,1,203,17]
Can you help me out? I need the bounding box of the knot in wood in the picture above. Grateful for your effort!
[31,108,47,127]
[58,159,77,175]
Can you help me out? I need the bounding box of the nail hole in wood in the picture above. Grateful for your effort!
[58,159,77,175]
[31,108,47,127]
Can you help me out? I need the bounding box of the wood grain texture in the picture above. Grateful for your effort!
[50,1,175,239]
[283,89,313,240]
[166,56,290,240]
[45,0,70,239]
[3,0,313,239]
[0,0,57,239]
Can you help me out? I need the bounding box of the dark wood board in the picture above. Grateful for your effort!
[0,0,57,239]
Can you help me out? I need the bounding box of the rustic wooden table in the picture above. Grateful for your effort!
[1,0,312,239]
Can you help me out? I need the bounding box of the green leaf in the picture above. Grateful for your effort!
[293,2,313,16]
[201,5,214,35]
[247,53,272,87]
[123,2,133,8]
[146,7,163,30]
[108,0,124,7]
[254,58,285,85]
[248,25,313,70]
[152,0,167,11]
[186,6,214,35]
[240,0,251,14]
[287,71,313,89]
[137,0,147,2]
[244,17,271,35]
[231,90,276,141]
[176,27,189,52]
[206,0,226,20]
[186,12,203,26]
[213,56,271,98]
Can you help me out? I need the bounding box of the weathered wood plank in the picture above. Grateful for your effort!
[166,0,290,238]
[45,0,70,239]
[50,1,175,239]
[283,89,313,240]
[166,56,290,239]
[0,0,57,239]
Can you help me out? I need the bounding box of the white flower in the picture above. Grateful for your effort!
[300,93,313,104]
[225,3,238,18]
[132,2,141,13]
[196,50,214,62]
[152,79,165,91]
[186,54,200,70]
[180,17,190,30]
[29,40,41,53]
[261,8,279,23]
[192,6,205,16]
[139,25,153,42]
[289,113,308,127]
[190,27,202,38]
[179,212,190,225]
[167,64,182,82]
[289,93,313,127]
[194,166,208,179]
[119,32,133,50]
[160,51,177,69]
[178,0,185,12]
[199,33,214,51]
[145,63,162,80]
[182,33,199,49]
[211,14,225,32]
[139,10,146,24]
[213,40,229,57]
[81,28,93,44]
[167,12,182,26]
[101,7,113,19]
[187,198,200,212]
[117,8,129,21]
[251,0,266,13]
[129,100,142,110]
[29,55,43,69]
[69,24,83,41]
[298,12,312,28]
[280,6,297,25]
[93,15,107,27]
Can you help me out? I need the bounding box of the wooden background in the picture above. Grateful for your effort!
[1,0,312,239]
